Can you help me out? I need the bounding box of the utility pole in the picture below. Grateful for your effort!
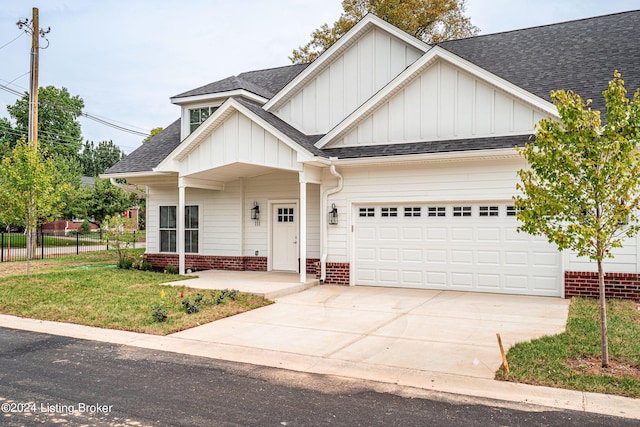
[16,8,50,272]
[17,7,50,151]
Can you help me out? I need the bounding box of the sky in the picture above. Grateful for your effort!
[1,0,639,155]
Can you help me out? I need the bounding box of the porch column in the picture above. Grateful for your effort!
[178,184,186,275]
[299,177,307,283]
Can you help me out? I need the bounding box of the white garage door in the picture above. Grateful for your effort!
[354,203,562,296]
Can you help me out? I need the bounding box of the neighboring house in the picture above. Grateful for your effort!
[104,11,640,300]
[42,176,100,234]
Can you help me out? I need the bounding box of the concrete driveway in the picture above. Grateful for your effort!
[172,285,570,379]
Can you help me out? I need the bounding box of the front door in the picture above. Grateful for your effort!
[272,204,298,271]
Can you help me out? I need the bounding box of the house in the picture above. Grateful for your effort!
[42,177,100,234]
[104,11,640,300]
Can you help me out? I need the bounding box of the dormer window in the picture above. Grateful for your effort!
[189,106,218,133]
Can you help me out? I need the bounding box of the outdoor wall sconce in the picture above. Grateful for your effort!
[328,203,338,225]
[251,201,260,222]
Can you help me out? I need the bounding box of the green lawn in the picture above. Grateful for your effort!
[0,250,272,335]
[496,297,640,398]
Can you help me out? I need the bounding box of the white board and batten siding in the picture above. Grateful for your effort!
[275,28,423,135]
[179,111,302,177]
[330,60,548,147]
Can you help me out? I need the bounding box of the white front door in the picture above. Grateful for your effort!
[272,204,298,271]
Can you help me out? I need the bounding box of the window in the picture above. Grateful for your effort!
[506,206,518,217]
[185,206,199,253]
[189,106,218,133]
[479,206,499,217]
[359,207,375,217]
[453,206,472,217]
[277,207,294,222]
[428,207,446,217]
[381,207,398,217]
[160,205,199,253]
[404,207,421,217]
[160,206,176,252]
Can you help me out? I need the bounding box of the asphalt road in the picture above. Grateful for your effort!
[0,327,635,427]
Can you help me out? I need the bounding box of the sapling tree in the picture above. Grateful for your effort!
[515,71,640,367]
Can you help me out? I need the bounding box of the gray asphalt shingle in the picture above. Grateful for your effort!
[107,10,640,174]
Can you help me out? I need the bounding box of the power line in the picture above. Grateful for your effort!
[0,32,25,51]
[0,81,150,138]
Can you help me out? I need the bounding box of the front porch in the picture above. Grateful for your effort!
[164,270,319,299]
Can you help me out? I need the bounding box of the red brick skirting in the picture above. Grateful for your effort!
[145,253,267,272]
[565,271,640,301]
[314,262,350,286]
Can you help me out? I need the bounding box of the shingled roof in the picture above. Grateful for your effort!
[107,10,640,175]
[105,119,181,174]
[172,63,309,100]
[438,10,640,112]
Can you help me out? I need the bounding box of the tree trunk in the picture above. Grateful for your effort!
[26,227,31,278]
[598,259,609,368]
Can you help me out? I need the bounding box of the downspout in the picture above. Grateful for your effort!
[320,160,343,283]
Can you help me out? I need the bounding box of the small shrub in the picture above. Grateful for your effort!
[211,289,239,305]
[182,293,204,314]
[140,261,153,271]
[164,265,178,274]
[80,219,91,233]
[117,257,134,269]
[151,303,169,322]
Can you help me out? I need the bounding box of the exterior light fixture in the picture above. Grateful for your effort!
[251,201,260,221]
[328,203,338,225]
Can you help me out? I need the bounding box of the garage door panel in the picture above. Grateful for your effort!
[451,250,473,264]
[354,203,561,296]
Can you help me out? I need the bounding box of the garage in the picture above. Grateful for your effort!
[353,202,562,296]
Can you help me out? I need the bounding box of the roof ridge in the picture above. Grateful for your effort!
[439,9,640,43]
[238,63,309,77]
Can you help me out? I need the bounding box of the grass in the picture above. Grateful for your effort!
[0,249,272,335]
[496,297,640,398]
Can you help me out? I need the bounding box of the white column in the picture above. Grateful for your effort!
[178,184,186,275]
[299,176,307,283]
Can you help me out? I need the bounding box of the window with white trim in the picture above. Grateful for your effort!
[189,106,219,133]
[159,206,177,252]
[381,207,398,217]
[506,206,518,216]
[479,206,499,217]
[359,207,375,217]
[453,206,472,217]
[185,205,199,253]
[428,207,446,217]
[404,207,421,217]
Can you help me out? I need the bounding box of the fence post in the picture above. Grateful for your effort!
[76,231,80,255]
[41,229,44,260]
[1,232,4,263]
[133,230,136,249]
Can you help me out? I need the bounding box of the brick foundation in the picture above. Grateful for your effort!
[144,253,267,272]
[565,271,640,301]
[314,261,350,286]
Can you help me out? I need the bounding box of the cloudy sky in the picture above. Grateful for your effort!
[1,0,639,154]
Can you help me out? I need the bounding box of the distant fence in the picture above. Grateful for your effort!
[0,230,140,263]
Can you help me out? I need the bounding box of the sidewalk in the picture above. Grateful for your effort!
[1,285,638,420]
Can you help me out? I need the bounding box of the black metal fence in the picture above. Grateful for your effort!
[0,230,139,263]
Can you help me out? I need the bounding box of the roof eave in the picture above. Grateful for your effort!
[170,89,269,106]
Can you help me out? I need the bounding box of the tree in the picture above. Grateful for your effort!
[85,178,137,226]
[79,140,126,177]
[6,86,84,159]
[142,127,163,144]
[290,0,478,64]
[515,71,640,368]
[0,139,68,276]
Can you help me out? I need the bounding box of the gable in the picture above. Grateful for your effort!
[177,109,304,179]
[326,59,550,148]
